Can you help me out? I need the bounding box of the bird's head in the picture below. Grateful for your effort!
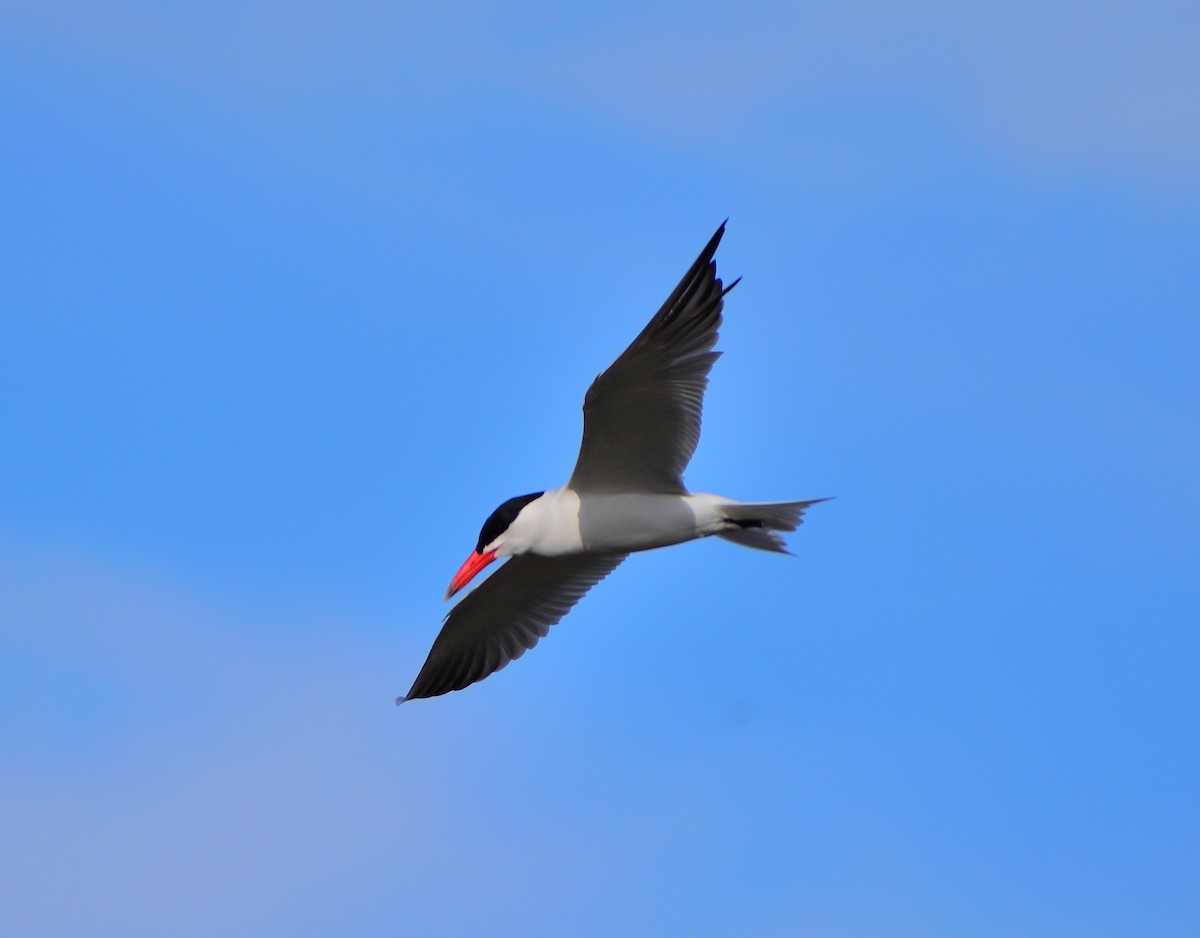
[445,491,545,599]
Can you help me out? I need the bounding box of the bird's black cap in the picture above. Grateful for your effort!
[476,492,544,553]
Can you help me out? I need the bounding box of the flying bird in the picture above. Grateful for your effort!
[401,222,826,702]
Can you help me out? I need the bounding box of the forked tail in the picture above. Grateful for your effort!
[716,498,831,554]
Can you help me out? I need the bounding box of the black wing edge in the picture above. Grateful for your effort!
[396,553,626,704]
[631,220,738,343]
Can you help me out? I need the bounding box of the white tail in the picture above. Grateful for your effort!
[716,498,831,553]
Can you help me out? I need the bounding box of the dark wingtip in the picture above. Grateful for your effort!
[397,679,427,705]
[722,275,742,296]
[705,220,728,256]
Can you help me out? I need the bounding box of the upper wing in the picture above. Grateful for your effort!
[568,222,738,494]
[400,552,627,702]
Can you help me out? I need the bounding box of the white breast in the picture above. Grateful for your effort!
[502,487,585,556]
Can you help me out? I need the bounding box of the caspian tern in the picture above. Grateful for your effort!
[401,222,826,702]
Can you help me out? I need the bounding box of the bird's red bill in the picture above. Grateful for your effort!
[446,548,498,599]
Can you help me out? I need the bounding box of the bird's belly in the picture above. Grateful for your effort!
[576,493,717,553]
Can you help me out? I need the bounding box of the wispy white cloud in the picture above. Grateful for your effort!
[4,1,1195,195]
[2,547,827,936]
[0,546,526,934]
[4,542,943,936]
[0,1,498,114]
[515,1,1200,195]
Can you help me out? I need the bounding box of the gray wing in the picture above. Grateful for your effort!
[400,552,627,702]
[568,222,738,494]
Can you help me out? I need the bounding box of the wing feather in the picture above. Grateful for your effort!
[568,223,737,494]
[401,552,627,701]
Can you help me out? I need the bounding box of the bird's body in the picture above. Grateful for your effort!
[499,488,734,556]
[401,223,826,702]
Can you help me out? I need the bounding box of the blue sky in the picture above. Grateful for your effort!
[2,2,1197,935]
